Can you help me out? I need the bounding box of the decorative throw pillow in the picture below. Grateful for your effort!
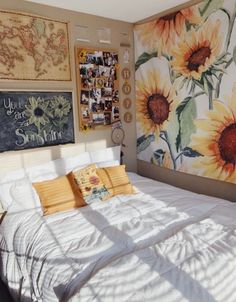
[33,174,86,215]
[96,165,135,197]
[71,164,110,204]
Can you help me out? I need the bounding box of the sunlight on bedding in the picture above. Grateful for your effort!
[1,173,236,301]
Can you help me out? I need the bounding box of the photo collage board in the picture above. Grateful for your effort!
[76,47,120,131]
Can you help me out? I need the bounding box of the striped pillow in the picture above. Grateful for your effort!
[96,165,135,197]
[33,174,86,215]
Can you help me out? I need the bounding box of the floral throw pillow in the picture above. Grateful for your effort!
[72,164,110,204]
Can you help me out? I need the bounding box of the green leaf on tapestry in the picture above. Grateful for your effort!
[135,51,158,71]
[203,76,211,96]
[137,134,155,154]
[193,79,204,91]
[233,46,236,65]
[205,74,214,88]
[176,97,197,151]
[199,0,224,19]
[176,131,181,153]
[182,147,203,158]
[176,96,192,118]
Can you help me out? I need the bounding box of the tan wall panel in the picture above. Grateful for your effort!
[138,160,236,202]
[0,0,137,178]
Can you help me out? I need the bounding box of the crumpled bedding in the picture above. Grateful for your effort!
[0,173,236,302]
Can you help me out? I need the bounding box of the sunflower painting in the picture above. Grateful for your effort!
[190,84,236,182]
[134,0,236,184]
[0,91,74,152]
[135,6,201,56]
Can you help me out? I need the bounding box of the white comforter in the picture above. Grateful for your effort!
[1,173,236,302]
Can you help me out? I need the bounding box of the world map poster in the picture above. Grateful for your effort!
[0,10,71,81]
[0,91,74,152]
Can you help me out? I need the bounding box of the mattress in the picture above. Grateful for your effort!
[0,173,236,302]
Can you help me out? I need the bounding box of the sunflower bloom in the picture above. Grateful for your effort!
[50,95,71,118]
[136,59,178,139]
[171,20,222,80]
[78,49,87,64]
[24,97,50,129]
[135,6,201,55]
[190,84,236,183]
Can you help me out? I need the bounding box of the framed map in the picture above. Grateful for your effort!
[0,10,71,81]
[0,91,74,152]
[75,46,120,131]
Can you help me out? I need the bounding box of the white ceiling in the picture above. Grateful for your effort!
[25,0,191,23]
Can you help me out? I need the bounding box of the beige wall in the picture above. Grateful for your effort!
[0,0,137,178]
[138,160,236,202]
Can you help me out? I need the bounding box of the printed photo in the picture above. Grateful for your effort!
[103,52,118,66]
[105,99,112,111]
[104,112,111,125]
[80,64,94,78]
[86,51,104,65]
[99,65,110,77]
[93,113,105,125]
[102,87,112,97]
[104,76,114,88]
[112,89,119,102]
[91,88,101,100]
[112,106,120,120]
[80,90,90,105]
[81,107,90,120]
[81,77,94,89]
[95,78,104,88]
[109,66,117,80]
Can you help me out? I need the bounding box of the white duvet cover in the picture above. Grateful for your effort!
[1,173,236,302]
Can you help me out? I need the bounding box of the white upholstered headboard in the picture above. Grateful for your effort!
[0,144,120,181]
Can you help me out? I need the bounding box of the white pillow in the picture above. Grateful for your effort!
[2,146,120,183]
[89,146,120,164]
[97,159,120,168]
[0,177,41,214]
[0,147,120,211]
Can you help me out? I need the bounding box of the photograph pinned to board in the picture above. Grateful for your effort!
[76,46,120,131]
[0,91,74,152]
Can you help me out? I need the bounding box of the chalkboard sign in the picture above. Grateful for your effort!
[0,91,74,153]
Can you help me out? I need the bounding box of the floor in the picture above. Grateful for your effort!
[0,279,14,302]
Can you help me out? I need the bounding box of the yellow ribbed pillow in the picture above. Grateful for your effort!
[96,165,135,197]
[33,174,86,215]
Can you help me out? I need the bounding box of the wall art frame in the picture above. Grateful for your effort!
[0,90,74,153]
[75,46,120,131]
[0,10,71,81]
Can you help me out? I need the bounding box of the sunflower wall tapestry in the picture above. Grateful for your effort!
[134,0,236,184]
[0,91,74,152]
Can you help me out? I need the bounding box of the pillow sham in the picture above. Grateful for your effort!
[0,177,41,213]
[33,174,86,215]
[96,165,135,197]
[71,164,110,204]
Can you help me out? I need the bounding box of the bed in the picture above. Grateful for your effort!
[0,149,236,302]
